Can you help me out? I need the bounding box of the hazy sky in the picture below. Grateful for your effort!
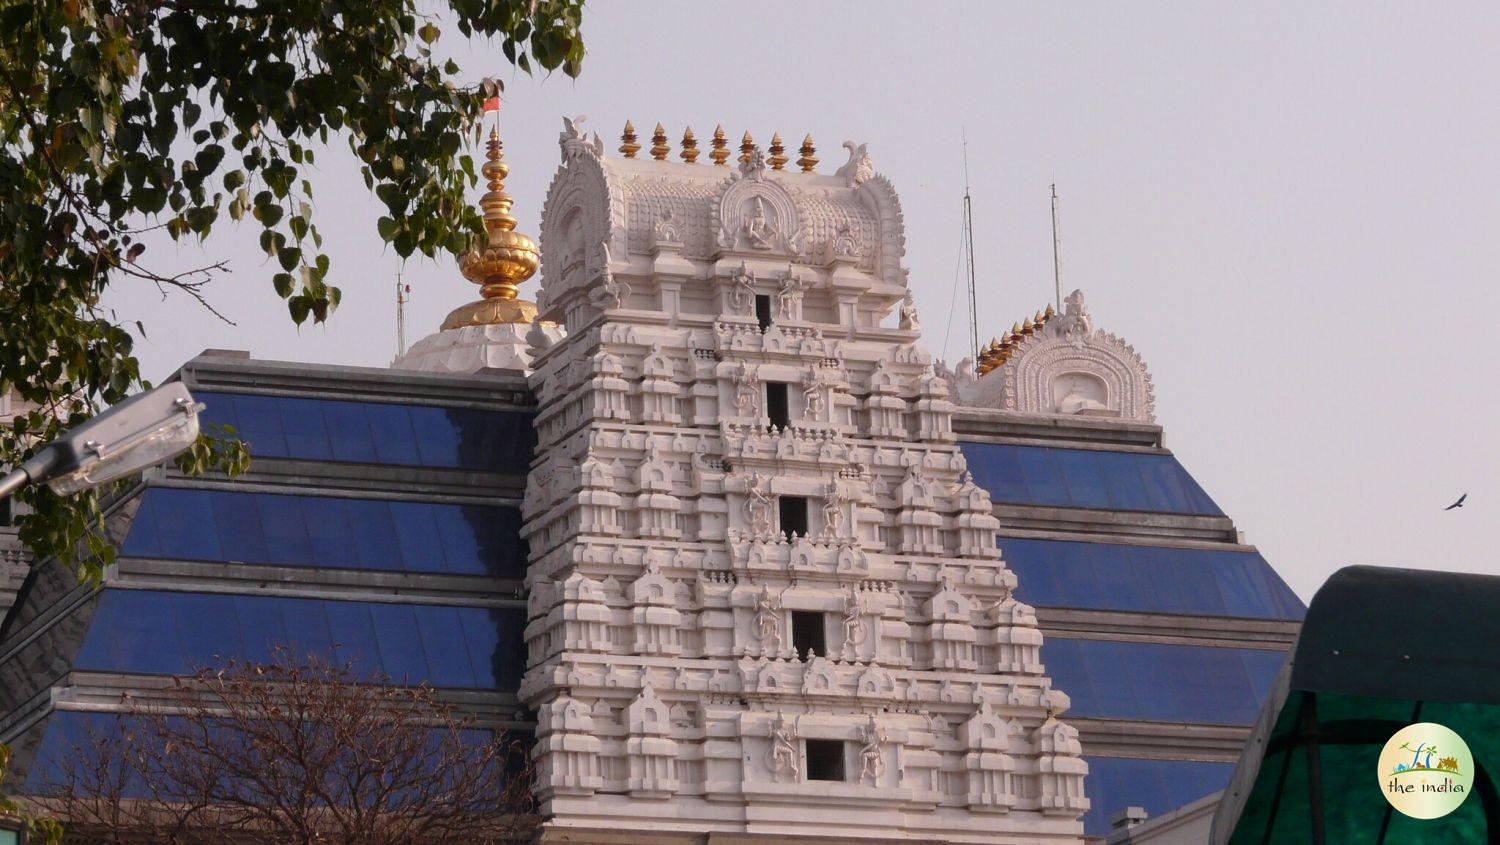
[103,2,1500,600]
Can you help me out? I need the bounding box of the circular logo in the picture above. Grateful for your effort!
[1378,722,1474,819]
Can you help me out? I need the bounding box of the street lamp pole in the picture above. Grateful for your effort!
[0,382,204,500]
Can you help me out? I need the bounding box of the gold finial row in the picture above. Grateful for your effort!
[443,125,541,330]
[619,120,641,157]
[616,121,820,172]
[797,135,818,172]
[974,303,1056,375]
[710,125,730,165]
[650,123,670,160]
[767,133,788,170]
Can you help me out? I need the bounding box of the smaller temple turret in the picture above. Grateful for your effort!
[943,290,1154,421]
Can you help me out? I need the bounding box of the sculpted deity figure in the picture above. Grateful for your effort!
[744,472,774,535]
[742,196,775,249]
[587,243,630,310]
[729,261,756,314]
[898,290,921,331]
[801,368,824,421]
[840,584,866,658]
[821,480,844,538]
[734,361,761,418]
[753,586,782,653]
[776,268,804,319]
[767,714,799,781]
[859,717,886,783]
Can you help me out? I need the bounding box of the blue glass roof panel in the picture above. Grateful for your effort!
[75,590,524,691]
[1000,536,1304,620]
[1082,756,1234,837]
[962,442,1224,515]
[121,488,526,579]
[196,391,536,473]
[1043,638,1285,724]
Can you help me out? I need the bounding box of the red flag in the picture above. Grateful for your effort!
[482,96,501,113]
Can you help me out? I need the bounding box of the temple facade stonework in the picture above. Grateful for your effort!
[515,123,1089,843]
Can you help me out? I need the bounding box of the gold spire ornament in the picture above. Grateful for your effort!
[650,123,670,160]
[710,125,730,166]
[768,133,788,170]
[440,126,541,330]
[619,120,640,158]
[739,131,755,164]
[680,127,700,163]
[797,134,818,172]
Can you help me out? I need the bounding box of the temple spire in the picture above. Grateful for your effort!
[440,124,541,329]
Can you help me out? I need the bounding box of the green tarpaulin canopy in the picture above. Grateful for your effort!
[1213,565,1500,843]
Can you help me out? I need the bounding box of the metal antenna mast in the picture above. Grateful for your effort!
[962,135,979,362]
[1050,183,1062,311]
[395,268,410,358]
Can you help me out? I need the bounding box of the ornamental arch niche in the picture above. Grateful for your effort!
[968,289,1156,422]
[539,150,618,321]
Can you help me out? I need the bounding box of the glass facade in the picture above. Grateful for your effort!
[1000,536,1304,620]
[75,590,525,690]
[25,710,525,795]
[961,442,1223,515]
[121,488,526,579]
[1082,756,1235,837]
[196,391,536,473]
[1043,638,1286,725]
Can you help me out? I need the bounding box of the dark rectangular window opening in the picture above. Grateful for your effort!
[766,382,791,429]
[805,739,846,782]
[755,294,773,331]
[790,609,826,657]
[780,495,808,539]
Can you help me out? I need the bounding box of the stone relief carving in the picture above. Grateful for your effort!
[753,585,783,655]
[741,197,776,249]
[899,290,921,332]
[801,368,824,421]
[834,141,874,187]
[744,472,774,536]
[840,585,866,660]
[729,261,756,314]
[733,361,761,417]
[767,713,800,782]
[859,717,886,784]
[776,267,804,319]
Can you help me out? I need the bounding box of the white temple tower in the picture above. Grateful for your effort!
[519,122,1089,843]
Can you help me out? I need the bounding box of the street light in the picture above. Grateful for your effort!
[0,382,203,500]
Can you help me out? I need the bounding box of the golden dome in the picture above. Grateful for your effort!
[441,125,541,331]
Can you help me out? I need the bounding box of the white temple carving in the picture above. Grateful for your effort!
[946,289,1156,422]
[517,118,1088,842]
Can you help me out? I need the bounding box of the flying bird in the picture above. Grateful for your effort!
[1444,493,1467,511]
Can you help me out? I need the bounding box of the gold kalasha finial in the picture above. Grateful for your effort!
[739,131,755,164]
[797,134,818,172]
[619,120,640,158]
[1045,302,1056,318]
[650,122,670,161]
[768,132,788,170]
[441,125,541,330]
[680,127,700,163]
[710,124,730,166]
